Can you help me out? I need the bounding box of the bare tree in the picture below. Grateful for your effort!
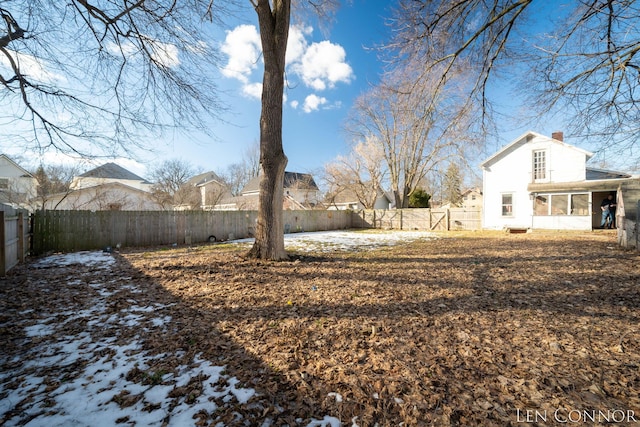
[324,137,386,209]
[223,140,260,196]
[32,164,78,210]
[346,63,475,208]
[2,0,337,260]
[148,159,200,209]
[1,3,236,157]
[247,0,337,260]
[389,0,640,163]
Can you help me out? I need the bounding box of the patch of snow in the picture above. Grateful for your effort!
[231,229,436,253]
[4,232,408,425]
[328,392,343,403]
[307,415,342,427]
[32,251,116,269]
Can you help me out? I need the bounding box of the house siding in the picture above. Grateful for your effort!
[482,132,592,230]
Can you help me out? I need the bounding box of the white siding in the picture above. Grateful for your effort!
[482,133,589,230]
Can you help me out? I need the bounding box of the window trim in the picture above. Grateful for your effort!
[532,192,590,216]
[501,193,514,217]
[532,149,547,181]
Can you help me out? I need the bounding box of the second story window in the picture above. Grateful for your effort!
[533,150,546,180]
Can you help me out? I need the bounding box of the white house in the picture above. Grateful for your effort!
[481,131,638,231]
[71,162,153,192]
[326,188,392,210]
[49,162,162,211]
[45,181,163,211]
[460,188,482,209]
[0,154,38,209]
[216,171,321,210]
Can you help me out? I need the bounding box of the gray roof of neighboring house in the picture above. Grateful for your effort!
[79,162,149,183]
[241,172,319,194]
[186,171,224,187]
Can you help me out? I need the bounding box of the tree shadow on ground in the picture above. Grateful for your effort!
[3,233,639,426]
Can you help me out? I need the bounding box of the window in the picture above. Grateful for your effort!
[502,194,513,216]
[534,195,549,216]
[0,178,8,190]
[533,193,589,216]
[550,194,568,215]
[571,194,589,215]
[533,150,546,180]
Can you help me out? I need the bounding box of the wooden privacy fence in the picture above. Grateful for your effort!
[352,208,482,231]
[31,209,353,255]
[1,204,29,275]
[30,208,481,255]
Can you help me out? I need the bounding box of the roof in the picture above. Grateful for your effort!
[528,176,639,193]
[461,188,482,196]
[241,171,319,194]
[586,167,632,180]
[79,162,149,182]
[47,181,153,198]
[480,131,593,168]
[331,187,390,204]
[0,154,35,178]
[186,171,224,187]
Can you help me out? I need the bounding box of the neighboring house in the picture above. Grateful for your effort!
[44,181,163,211]
[71,162,153,192]
[215,171,321,210]
[481,130,639,231]
[327,188,392,210]
[176,171,232,210]
[460,188,483,209]
[0,154,38,209]
[49,162,162,211]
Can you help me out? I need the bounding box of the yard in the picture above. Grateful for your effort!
[1,230,639,426]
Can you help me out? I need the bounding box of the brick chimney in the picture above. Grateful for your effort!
[552,131,563,142]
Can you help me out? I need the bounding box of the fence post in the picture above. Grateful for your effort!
[446,209,450,231]
[637,200,639,249]
[400,209,403,230]
[0,211,5,276]
[17,212,24,263]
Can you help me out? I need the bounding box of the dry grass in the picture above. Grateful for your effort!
[3,230,640,426]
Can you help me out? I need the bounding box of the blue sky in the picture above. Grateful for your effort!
[157,0,397,178]
[2,1,630,181]
[0,0,396,179]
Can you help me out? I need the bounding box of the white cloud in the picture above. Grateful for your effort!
[290,100,299,109]
[220,24,354,105]
[107,39,180,69]
[285,25,312,66]
[294,40,353,91]
[242,82,263,99]
[148,40,180,68]
[0,51,66,84]
[220,25,262,83]
[302,94,327,113]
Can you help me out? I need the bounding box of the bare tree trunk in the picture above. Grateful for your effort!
[247,0,290,260]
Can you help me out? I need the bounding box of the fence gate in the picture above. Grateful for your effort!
[430,210,449,231]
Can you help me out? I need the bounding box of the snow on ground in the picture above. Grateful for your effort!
[0,231,434,427]
[234,229,437,253]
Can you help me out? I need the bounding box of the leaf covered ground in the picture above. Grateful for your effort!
[2,230,639,426]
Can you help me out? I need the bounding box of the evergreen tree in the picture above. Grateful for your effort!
[409,189,431,208]
[443,163,463,206]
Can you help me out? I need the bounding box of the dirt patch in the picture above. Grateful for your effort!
[2,231,639,426]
